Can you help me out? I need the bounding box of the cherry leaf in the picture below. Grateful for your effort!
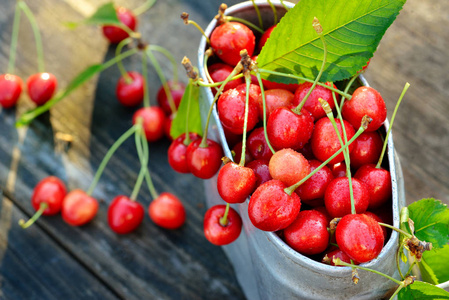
[419,256,440,285]
[420,245,449,285]
[257,0,406,83]
[408,198,449,249]
[399,281,449,300]
[65,2,120,29]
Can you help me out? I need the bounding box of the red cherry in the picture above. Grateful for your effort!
[342,86,387,132]
[354,164,392,209]
[102,7,137,44]
[204,205,242,245]
[336,214,384,263]
[324,177,370,218]
[258,25,276,52]
[26,72,58,106]
[217,162,256,203]
[256,88,294,120]
[293,82,339,120]
[247,127,273,161]
[0,74,22,108]
[168,133,201,173]
[208,63,244,95]
[330,162,347,178]
[115,71,144,107]
[149,192,186,229]
[363,211,387,241]
[299,142,315,160]
[284,210,329,255]
[186,139,224,179]
[312,206,332,224]
[164,113,175,141]
[210,21,255,66]
[349,132,383,170]
[248,180,301,232]
[108,195,144,234]
[31,176,67,216]
[231,141,253,165]
[132,107,166,142]
[268,148,310,187]
[156,81,186,115]
[322,248,354,266]
[295,159,334,206]
[61,190,98,226]
[246,159,272,188]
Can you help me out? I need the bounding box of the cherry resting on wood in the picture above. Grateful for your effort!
[26,72,58,106]
[149,193,186,229]
[62,189,99,226]
[108,195,144,234]
[0,74,22,108]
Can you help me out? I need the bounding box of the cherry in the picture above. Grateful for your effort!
[283,210,329,255]
[349,132,383,170]
[132,106,166,142]
[322,248,354,266]
[363,211,387,241]
[31,176,67,216]
[246,159,272,188]
[61,189,98,226]
[217,161,256,203]
[157,81,186,115]
[257,25,276,52]
[248,180,301,232]
[256,88,294,120]
[342,86,387,132]
[295,159,334,206]
[324,177,370,218]
[311,118,355,165]
[203,205,242,245]
[231,141,253,165]
[164,113,175,141]
[268,148,310,187]
[246,127,273,161]
[186,138,224,179]
[336,213,384,263]
[0,74,22,108]
[234,83,261,106]
[210,21,255,66]
[312,206,332,224]
[102,7,137,44]
[330,162,348,178]
[354,164,392,209]
[115,71,144,107]
[299,142,315,160]
[267,106,314,151]
[149,192,186,229]
[168,132,201,173]
[293,82,339,120]
[208,63,244,94]
[108,195,144,234]
[26,72,58,106]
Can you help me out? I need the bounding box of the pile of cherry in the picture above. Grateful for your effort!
[170,12,394,266]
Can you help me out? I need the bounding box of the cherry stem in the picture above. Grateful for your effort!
[183,79,194,146]
[115,38,133,83]
[284,124,366,195]
[186,19,210,44]
[135,126,159,199]
[7,2,21,74]
[388,284,405,300]
[219,203,231,226]
[378,222,412,238]
[86,125,138,196]
[338,74,359,112]
[149,45,179,84]
[293,22,326,114]
[198,74,245,88]
[397,243,405,280]
[257,69,352,100]
[18,202,48,229]
[239,75,252,166]
[376,82,410,168]
[250,0,263,29]
[280,0,289,11]
[141,50,151,108]
[145,48,177,114]
[267,0,278,25]
[19,1,45,73]
[133,0,156,16]
[255,71,276,154]
[226,16,264,34]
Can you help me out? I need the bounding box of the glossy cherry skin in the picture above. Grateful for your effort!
[322,248,354,266]
[61,190,99,226]
[284,210,329,255]
[363,211,387,241]
[232,141,253,165]
[324,177,370,218]
[208,63,244,95]
[349,132,383,170]
[293,82,339,120]
[342,86,387,132]
[267,106,314,151]
[246,159,272,188]
[217,162,256,203]
[132,107,166,142]
[102,7,137,44]
[115,71,144,107]
[256,88,294,120]
[296,159,334,206]
[336,213,385,263]
[311,118,355,165]
[26,73,58,106]
[354,164,392,209]
[157,81,186,115]
[164,113,175,141]
[330,162,348,178]
[149,192,186,229]
[248,180,301,232]
[257,25,276,52]
[168,133,201,173]
[269,148,311,187]
[31,176,67,216]
[108,195,144,234]
[247,127,273,161]
[0,74,23,108]
[210,21,256,66]
[203,205,242,246]
[186,139,224,179]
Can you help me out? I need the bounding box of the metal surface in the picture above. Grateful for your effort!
[198,2,406,299]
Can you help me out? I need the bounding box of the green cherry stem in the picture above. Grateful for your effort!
[239,75,252,166]
[250,0,263,29]
[86,125,138,196]
[130,120,151,201]
[183,79,194,146]
[181,12,210,45]
[376,82,410,168]
[266,0,278,25]
[19,1,45,72]
[198,74,245,88]
[338,74,359,112]
[255,71,275,154]
[378,222,412,238]
[18,202,48,229]
[226,16,264,34]
[116,38,133,83]
[133,0,157,16]
[149,45,179,84]
[7,2,21,74]
[141,49,150,108]
[388,284,405,300]
[135,124,159,199]
[280,0,289,11]
[219,203,231,226]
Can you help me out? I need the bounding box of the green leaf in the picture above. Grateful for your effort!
[408,198,449,249]
[419,256,440,285]
[170,81,203,139]
[421,245,449,284]
[64,2,120,29]
[257,0,406,83]
[399,281,449,299]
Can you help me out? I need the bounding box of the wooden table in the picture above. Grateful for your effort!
[0,0,447,299]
